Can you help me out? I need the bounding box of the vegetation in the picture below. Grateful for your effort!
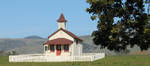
[8,50,17,55]
[0,55,150,66]
[0,50,6,56]
[86,0,150,52]
[0,50,17,56]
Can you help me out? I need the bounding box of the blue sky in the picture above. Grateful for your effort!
[0,0,97,38]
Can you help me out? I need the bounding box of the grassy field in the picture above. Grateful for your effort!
[0,55,150,66]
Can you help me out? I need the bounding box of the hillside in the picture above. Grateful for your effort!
[0,35,149,55]
[0,38,46,54]
[24,35,43,39]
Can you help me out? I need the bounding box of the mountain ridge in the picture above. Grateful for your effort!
[0,35,149,56]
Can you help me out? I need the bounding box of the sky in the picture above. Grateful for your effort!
[0,0,98,38]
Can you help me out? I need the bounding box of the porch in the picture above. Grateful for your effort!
[44,44,71,56]
[44,38,73,56]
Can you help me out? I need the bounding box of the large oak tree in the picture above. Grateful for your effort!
[86,0,150,52]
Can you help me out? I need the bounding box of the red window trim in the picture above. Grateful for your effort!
[50,50,54,52]
[64,45,69,52]
[50,45,55,52]
[64,50,69,52]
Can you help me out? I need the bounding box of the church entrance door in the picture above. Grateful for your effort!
[56,45,61,56]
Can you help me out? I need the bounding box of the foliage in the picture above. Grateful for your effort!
[0,55,150,66]
[8,50,17,55]
[145,0,150,14]
[86,0,150,52]
[0,50,5,56]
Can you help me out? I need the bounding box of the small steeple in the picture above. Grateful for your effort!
[57,13,67,22]
[57,13,67,29]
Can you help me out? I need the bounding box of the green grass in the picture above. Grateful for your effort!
[0,55,150,66]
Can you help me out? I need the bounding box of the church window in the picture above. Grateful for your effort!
[44,46,48,51]
[64,45,69,52]
[50,45,55,52]
[56,45,61,50]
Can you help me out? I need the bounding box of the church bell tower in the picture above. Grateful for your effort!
[57,13,67,29]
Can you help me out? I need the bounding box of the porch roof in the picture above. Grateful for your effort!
[44,38,73,45]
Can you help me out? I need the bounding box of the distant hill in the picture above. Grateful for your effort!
[0,35,149,55]
[24,35,43,39]
[0,38,46,54]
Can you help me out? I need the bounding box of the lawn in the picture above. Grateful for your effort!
[0,55,150,66]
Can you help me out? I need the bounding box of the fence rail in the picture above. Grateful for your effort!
[9,53,105,62]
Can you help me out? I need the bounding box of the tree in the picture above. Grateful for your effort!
[8,50,17,55]
[145,0,150,14]
[86,0,150,52]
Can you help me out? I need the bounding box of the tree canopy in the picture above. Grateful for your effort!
[86,0,150,52]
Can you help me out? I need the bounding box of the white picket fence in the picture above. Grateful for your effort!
[9,53,105,62]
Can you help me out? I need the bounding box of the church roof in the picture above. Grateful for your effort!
[48,28,83,41]
[57,13,67,22]
[44,38,73,45]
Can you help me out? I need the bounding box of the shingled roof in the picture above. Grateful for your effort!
[44,38,73,45]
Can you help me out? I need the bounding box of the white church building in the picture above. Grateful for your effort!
[44,13,83,56]
[9,13,105,62]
